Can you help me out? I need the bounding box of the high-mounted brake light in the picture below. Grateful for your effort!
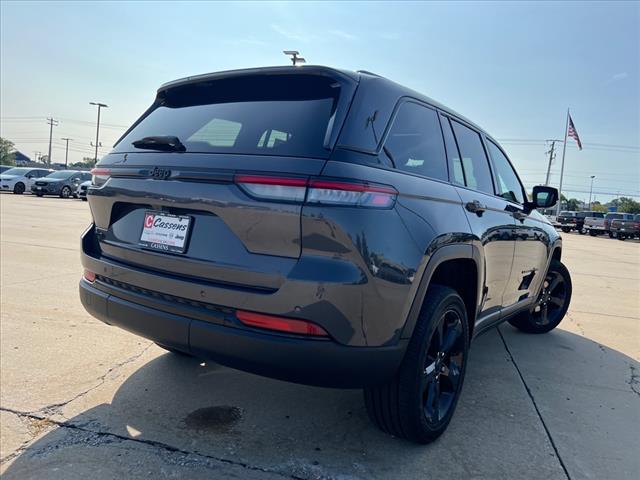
[234,175,397,208]
[90,167,111,187]
[237,310,329,337]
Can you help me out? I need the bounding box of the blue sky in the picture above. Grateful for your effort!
[1,1,638,201]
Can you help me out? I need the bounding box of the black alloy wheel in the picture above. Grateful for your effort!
[509,259,572,334]
[421,308,465,426]
[13,182,25,194]
[364,285,469,443]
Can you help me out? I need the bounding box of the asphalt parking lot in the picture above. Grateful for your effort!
[0,193,638,479]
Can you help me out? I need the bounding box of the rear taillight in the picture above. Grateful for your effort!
[237,310,329,337]
[307,179,397,208]
[234,175,307,202]
[90,168,111,187]
[234,175,397,208]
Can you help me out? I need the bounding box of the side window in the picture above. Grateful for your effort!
[83,173,92,181]
[383,102,447,181]
[450,120,494,195]
[486,140,525,204]
[439,115,465,186]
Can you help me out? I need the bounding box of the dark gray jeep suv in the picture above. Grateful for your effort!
[79,66,572,443]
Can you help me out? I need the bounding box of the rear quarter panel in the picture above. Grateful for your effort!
[307,160,472,346]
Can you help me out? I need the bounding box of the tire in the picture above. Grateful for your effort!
[364,285,469,444]
[13,182,25,194]
[618,235,626,241]
[155,342,194,357]
[561,227,570,233]
[508,260,572,334]
[608,232,614,238]
[578,227,586,235]
[81,197,88,202]
[36,193,43,197]
[589,230,597,236]
[60,186,71,199]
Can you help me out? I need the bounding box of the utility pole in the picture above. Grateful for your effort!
[588,175,596,210]
[89,102,108,164]
[61,138,73,167]
[544,139,563,185]
[46,118,58,165]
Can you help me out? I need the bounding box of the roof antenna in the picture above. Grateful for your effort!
[283,50,306,66]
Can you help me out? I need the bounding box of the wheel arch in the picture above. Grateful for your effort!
[400,243,482,342]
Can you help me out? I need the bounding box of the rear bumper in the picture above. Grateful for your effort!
[79,279,407,387]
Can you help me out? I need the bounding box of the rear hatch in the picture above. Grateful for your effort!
[88,68,357,291]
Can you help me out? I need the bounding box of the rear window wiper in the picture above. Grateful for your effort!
[132,136,186,152]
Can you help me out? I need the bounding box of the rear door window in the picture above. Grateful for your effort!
[114,74,344,159]
[439,115,465,186]
[383,102,447,181]
[450,120,495,195]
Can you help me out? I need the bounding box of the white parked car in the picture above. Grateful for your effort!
[74,180,91,201]
[0,167,53,194]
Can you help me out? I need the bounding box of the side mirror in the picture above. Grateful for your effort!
[529,185,558,210]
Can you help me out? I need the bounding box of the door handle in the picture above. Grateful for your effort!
[465,200,487,216]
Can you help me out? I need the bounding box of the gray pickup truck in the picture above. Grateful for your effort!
[610,214,640,240]
[586,212,635,237]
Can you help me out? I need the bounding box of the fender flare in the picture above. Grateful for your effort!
[400,242,483,340]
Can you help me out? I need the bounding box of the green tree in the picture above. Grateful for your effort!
[590,201,607,213]
[0,137,17,166]
[566,198,581,211]
[613,197,640,214]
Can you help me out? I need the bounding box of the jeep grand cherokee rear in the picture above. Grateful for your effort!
[80,66,570,444]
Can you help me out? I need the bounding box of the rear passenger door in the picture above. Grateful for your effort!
[441,115,516,319]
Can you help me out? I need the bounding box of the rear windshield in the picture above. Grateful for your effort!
[114,74,342,159]
[606,213,622,220]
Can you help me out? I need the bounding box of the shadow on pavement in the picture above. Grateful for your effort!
[3,327,639,479]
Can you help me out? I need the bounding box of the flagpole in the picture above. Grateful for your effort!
[556,108,570,217]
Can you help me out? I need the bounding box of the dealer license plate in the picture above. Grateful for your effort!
[139,211,192,254]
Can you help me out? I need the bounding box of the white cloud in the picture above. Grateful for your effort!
[270,24,317,43]
[609,72,629,82]
[328,29,357,41]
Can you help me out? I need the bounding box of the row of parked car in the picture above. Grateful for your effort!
[0,166,92,200]
[555,210,640,240]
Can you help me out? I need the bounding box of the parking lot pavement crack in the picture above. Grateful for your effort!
[0,410,57,466]
[629,363,640,398]
[21,343,153,418]
[497,327,572,480]
[0,407,307,480]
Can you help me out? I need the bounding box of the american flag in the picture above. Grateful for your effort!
[567,115,582,150]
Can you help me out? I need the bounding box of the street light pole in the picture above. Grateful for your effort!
[89,102,108,164]
[61,138,72,167]
[588,175,596,210]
